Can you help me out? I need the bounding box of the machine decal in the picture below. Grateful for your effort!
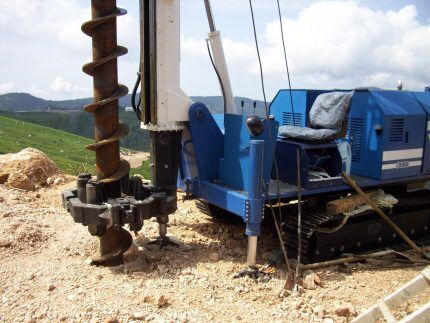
[382,160,422,170]
[382,149,423,162]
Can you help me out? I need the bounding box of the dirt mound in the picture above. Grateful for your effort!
[0,148,59,190]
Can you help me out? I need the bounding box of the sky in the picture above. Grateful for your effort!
[0,0,430,101]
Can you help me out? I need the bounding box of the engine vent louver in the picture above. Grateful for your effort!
[349,118,364,163]
[389,118,404,142]
[282,112,303,126]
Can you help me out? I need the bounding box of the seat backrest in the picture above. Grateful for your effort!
[309,91,354,132]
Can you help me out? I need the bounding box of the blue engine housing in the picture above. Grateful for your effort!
[411,92,430,174]
[348,90,426,180]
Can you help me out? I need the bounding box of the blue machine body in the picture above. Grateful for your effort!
[348,90,426,180]
[412,92,430,174]
[179,89,430,237]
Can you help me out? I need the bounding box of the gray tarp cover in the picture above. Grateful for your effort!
[278,91,354,140]
[278,126,336,141]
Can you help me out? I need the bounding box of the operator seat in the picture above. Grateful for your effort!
[278,91,354,141]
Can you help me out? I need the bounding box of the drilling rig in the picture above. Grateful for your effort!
[62,0,236,266]
[63,0,430,270]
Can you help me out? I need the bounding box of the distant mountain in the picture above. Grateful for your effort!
[0,92,268,115]
[0,93,92,111]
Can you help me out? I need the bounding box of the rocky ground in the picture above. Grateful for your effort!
[0,178,429,323]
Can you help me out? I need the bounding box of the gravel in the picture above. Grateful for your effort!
[0,180,429,322]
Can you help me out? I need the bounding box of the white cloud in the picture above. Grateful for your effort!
[181,1,430,99]
[49,77,90,97]
[0,82,14,94]
[0,1,88,50]
[260,1,430,90]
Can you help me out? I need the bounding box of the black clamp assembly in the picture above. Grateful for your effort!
[61,173,177,266]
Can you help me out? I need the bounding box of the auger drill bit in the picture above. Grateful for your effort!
[81,0,132,266]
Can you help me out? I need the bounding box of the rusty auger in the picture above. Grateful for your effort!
[82,1,130,186]
[80,0,131,266]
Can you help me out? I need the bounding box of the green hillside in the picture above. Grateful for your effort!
[0,115,149,178]
[0,110,151,152]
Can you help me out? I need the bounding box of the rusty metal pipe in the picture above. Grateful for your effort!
[81,0,132,266]
[82,0,130,197]
[92,0,119,180]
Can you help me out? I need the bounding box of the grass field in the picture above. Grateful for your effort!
[0,115,150,178]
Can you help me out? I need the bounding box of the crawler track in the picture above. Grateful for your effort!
[197,190,430,263]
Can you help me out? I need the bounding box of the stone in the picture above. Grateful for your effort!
[179,208,190,215]
[0,174,8,184]
[0,239,11,248]
[0,148,59,186]
[7,172,34,191]
[303,271,318,290]
[157,295,169,308]
[313,305,325,318]
[67,294,77,301]
[132,312,146,320]
[209,252,220,262]
[314,273,322,285]
[53,177,64,186]
[143,295,153,303]
[294,300,304,310]
[104,318,119,323]
[335,303,356,317]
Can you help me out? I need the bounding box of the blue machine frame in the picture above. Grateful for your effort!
[179,92,430,238]
[180,103,278,236]
[348,90,426,180]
